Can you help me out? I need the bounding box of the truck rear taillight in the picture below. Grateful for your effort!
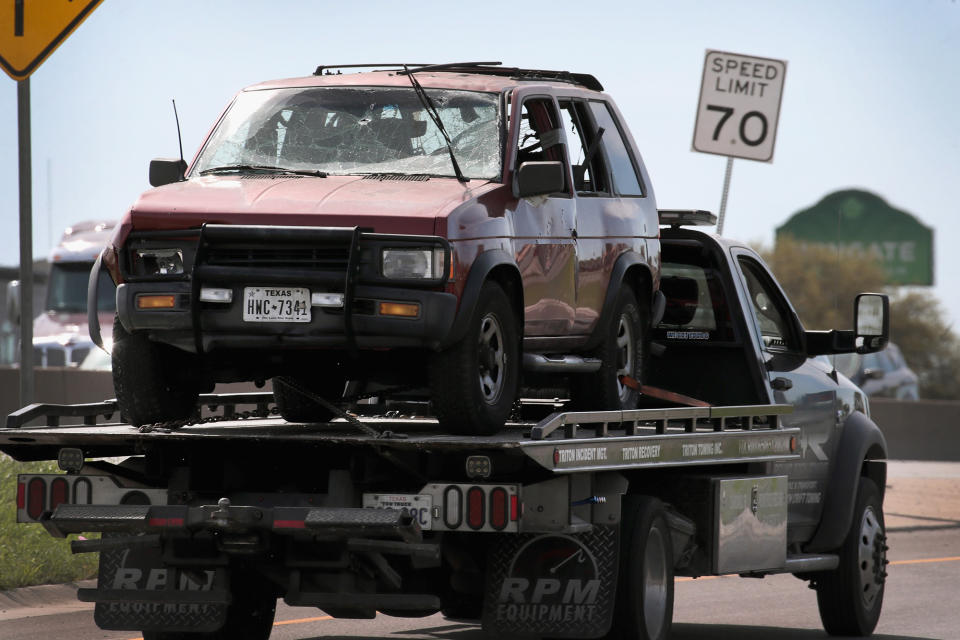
[419,483,520,533]
[73,477,92,504]
[443,486,462,529]
[27,477,46,520]
[50,478,69,511]
[489,487,508,531]
[467,487,485,530]
[16,473,167,523]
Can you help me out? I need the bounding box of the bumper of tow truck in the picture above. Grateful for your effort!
[41,502,425,543]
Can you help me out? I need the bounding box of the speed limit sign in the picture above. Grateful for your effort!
[693,50,787,162]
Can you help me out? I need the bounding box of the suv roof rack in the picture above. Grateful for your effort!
[312,62,604,91]
[658,209,718,228]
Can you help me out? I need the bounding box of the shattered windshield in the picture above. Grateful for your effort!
[192,86,501,180]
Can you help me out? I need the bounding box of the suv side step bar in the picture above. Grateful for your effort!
[523,353,602,373]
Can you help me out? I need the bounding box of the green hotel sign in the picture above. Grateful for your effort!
[776,190,934,285]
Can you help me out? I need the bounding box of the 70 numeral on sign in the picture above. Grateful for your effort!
[14,0,24,36]
[706,105,769,147]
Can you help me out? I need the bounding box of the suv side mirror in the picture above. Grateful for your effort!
[855,293,889,354]
[805,292,889,356]
[6,280,20,325]
[515,161,564,198]
[149,158,188,187]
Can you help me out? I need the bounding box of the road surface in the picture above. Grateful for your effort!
[1,461,957,640]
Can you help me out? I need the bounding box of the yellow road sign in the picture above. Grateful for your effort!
[0,0,103,81]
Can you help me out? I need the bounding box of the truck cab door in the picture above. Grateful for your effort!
[733,253,842,537]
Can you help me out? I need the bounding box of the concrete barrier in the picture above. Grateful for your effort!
[0,366,263,428]
[0,367,114,424]
[870,398,960,462]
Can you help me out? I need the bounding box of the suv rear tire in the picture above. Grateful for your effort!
[572,287,646,410]
[112,315,198,427]
[429,281,519,435]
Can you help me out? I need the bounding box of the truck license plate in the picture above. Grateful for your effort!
[363,493,433,530]
[242,287,311,323]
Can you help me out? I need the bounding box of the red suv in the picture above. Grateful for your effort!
[92,63,663,433]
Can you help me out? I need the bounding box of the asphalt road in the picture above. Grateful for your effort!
[2,461,957,640]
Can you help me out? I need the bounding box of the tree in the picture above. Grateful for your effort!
[758,236,886,330]
[757,236,960,400]
[888,291,960,400]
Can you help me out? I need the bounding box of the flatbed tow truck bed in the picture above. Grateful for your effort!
[0,392,799,472]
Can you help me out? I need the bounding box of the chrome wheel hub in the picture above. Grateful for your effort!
[615,314,635,403]
[478,313,506,404]
[643,526,669,638]
[858,505,886,610]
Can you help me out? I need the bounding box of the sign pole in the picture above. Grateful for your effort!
[716,156,734,235]
[18,77,34,406]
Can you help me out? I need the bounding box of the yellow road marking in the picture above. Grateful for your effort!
[889,555,960,566]
[274,614,334,626]
[127,614,334,638]
[124,558,960,638]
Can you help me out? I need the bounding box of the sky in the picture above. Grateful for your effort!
[1,0,957,325]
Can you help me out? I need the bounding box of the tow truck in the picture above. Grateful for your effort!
[3,212,891,640]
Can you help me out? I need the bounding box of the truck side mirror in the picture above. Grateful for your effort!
[149,158,188,187]
[6,280,20,326]
[515,161,564,198]
[855,293,889,354]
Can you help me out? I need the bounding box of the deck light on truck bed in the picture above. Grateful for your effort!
[57,447,85,473]
[466,455,492,479]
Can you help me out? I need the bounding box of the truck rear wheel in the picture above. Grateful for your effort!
[572,287,646,411]
[273,374,346,423]
[112,315,198,427]
[608,496,674,640]
[429,281,519,435]
[814,476,887,636]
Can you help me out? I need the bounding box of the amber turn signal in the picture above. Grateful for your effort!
[378,302,419,318]
[136,295,177,309]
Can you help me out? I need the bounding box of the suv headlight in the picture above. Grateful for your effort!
[381,247,446,280]
[133,248,184,276]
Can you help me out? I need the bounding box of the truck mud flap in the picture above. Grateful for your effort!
[482,525,618,639]
[88,533,229,632]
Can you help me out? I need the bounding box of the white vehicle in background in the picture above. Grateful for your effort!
[7,220,116,369]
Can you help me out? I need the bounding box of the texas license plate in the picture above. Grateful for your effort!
[362,493,433,530]
[242,287,311,322]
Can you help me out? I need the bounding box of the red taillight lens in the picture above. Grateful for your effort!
[467,487,485,530]
[50,478,69,510]
[510,494,520,521]
[16,482,25,510]
[489,487,508,531]
[27,477,46,520]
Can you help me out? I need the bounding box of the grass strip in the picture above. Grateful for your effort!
[0,454,99,590]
